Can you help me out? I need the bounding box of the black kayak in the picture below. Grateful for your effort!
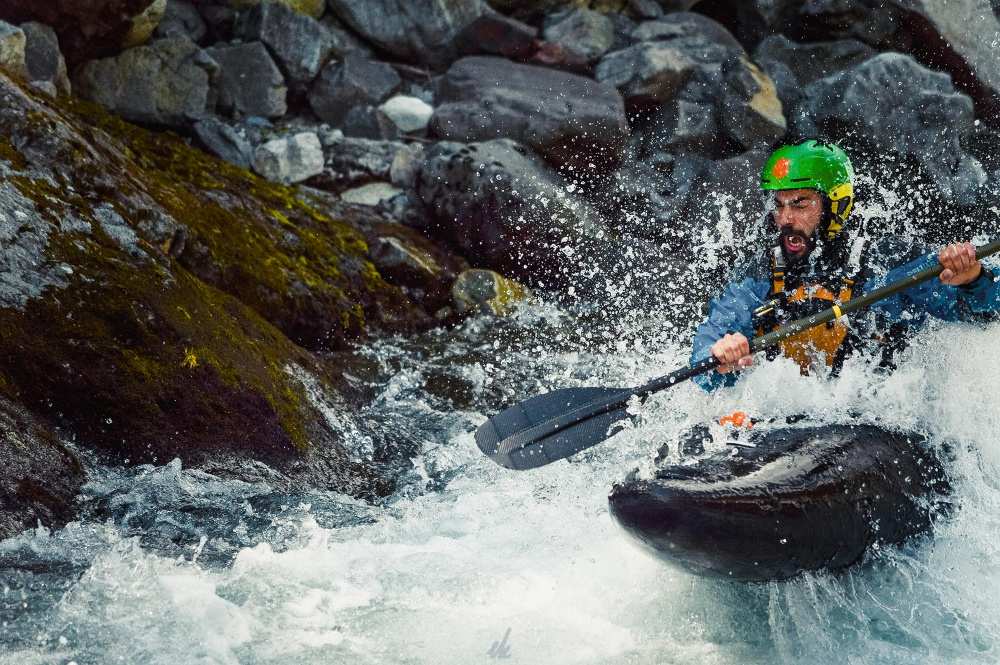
[608,424,951,581]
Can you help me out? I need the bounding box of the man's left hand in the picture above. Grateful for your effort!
[939,242,982,286]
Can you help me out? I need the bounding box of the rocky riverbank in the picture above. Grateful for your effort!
[0,0,997,538]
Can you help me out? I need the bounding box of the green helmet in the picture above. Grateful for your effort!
[760,140,855,240]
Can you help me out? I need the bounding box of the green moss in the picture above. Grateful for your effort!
[0,136,27,171]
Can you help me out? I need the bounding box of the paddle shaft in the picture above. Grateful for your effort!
[501,240,1000,455]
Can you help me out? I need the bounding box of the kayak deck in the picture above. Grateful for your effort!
[608,424,951,581]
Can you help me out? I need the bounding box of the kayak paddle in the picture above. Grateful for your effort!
[476,239,1000,470]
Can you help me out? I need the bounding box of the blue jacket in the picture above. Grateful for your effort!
[690,240,1000,392]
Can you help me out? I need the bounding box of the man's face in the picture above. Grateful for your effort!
[768,189,824,259]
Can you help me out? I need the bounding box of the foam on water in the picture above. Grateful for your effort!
[2,298,1000,664]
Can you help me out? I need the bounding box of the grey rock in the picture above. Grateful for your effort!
[20,22,71,96]
[252,131,324,183]
[95,204,147,260]
[595,41,698,106]
[451,269,529,316]
[340,182,403,205]
[318,14,373,59]
[0,395,84,540]
[75,37,217,127]
[453,6,538,60]
[631,12,744,61]
[342,104,386,139]
[156,0,208,42]
[720,57,786,150]
[628,0,665,20]
[754,34,875,86]
[372,236,443,283]
[0,21,26,78]
[326,0,485,68]
[792,53,986,203]
[193,117,255,168]
[234,2,333,88]
[207,41,287,118]
[888,0,1000,121]
[308,53,401,126]
[417,139,672,293]
[377,95,434,135]
[199,4,238,42]
[796,0,905,45]
[312,134,419,191]
[432,56,628,169]
[543,9,616,63]
[0,179,68,309]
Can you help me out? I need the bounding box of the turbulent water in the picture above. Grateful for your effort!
[2,175,1000,665]
[2,296,1000,665]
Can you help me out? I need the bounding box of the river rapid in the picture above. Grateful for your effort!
[2,245,1000,664]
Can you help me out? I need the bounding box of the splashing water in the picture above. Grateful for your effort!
[1,294,999,665]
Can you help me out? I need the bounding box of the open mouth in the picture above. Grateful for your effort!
[782,232,808,254]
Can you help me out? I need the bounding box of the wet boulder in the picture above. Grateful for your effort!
[206,41,287,119]
[432,56,629,170]
[451,269,529,316]
[753,35,875,109]
[595,41,697,106]
[719,57,785,150]
[155,0,208,42]
[233,2,333,90]
[0,70,432,505]
[0,396,84,540]
[308,53,401,127]
[377,95,434,137]
[542,8,616,63]
[453,6,538,60]
[192,116,255,168]
[791,52,986,204]
[252,131,324,184]
[326,0,486,69]
[0,21,26,79]
[74,37,219,128]
[21,22,72,97]
[310,131,424,193]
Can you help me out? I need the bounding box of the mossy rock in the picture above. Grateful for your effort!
[0,71,415,503]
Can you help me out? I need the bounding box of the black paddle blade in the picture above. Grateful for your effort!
[476,387,634,470]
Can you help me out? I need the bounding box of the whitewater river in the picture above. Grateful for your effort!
[1,290,999,665]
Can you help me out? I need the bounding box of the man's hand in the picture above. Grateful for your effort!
[711,333,754,374]
[940,242,982,286]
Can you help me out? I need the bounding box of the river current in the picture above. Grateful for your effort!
[2,201,1000,664]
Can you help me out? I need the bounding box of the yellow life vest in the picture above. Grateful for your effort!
[754,246,858,375]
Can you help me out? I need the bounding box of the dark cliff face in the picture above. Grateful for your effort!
[0,70,428,529]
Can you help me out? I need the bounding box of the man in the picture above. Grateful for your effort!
[691,139,999,392]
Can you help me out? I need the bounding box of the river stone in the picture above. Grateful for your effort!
[20,22,70,96]
[326,0,485,68]
[75,37,218,127]
[156,0,207,42]
[595,41,697,106]
[312,134,420,191]
[229,0,325,19]
[308,53,401,126]
[207,41,287,118]
[340,182,403,206]
[631,12,744,59]
[754,35,875,109]
[0,396,84,540]
[194,116,255,168]
[0,21,26,79]
[792,52,986,204]
[123,0,168,47]
[234,2,333,87]
[432,56,628,169]
[453,5,538,60]
[452,269,529,316]
[372,236,442,283]
[543,8,616,63]
[319,14,373,59]
[720,57,785,150]
[253,131,324,183]
[378,95,434,135]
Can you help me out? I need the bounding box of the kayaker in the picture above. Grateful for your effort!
[691,139,1000,391]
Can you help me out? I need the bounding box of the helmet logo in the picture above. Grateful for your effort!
[772,158,790,179]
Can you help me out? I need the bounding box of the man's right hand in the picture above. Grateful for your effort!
[711,333,754,374]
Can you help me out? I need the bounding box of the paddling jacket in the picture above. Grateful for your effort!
[690,235,1000,392]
